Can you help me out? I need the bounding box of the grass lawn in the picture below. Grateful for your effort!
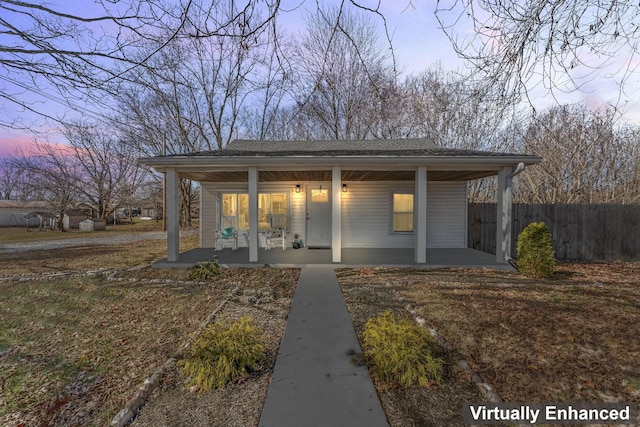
[0,229,198,275]
[0,218,166,244]
[3,228,638,427]
[338,262,640,426]
[0,274,233,426]
[0,231,299,426]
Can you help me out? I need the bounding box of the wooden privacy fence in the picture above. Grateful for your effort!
[468,203,640,261]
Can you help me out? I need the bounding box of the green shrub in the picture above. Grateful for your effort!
[363,310,443,389]
[188,258,220,281]
[516,221,556,278]
[179,317,265,392]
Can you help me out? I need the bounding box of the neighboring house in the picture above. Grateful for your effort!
[139,139,541,264]
[0,200,52,227]
[0,201,90,230]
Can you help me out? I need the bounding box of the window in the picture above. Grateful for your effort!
[392,192,414,233]
[258,193,289,230]
[221,192,288,231]
[221,193,248,230]
[310,188,329,202]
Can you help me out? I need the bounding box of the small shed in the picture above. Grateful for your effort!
[79,219,106,232]
[63,210,88,230]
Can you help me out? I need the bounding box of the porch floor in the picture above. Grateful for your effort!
[152,247,513,270]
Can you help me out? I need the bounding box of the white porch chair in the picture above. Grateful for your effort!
[215,226,238,250]
[266,216,287,250]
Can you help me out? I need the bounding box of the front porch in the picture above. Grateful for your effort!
[152,247,514,270]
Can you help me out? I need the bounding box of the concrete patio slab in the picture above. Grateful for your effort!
[152,247,514,270]
[258,266,389,427]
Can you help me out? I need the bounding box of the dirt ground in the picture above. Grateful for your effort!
[338,262,640,426]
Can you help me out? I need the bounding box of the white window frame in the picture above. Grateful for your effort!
[389,189,415,234]
[220,191,290,232]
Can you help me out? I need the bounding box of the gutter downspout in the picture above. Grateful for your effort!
[509,162,525,179]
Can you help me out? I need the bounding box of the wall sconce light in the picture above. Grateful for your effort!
[295,184,301,193]
[342,183,348,193]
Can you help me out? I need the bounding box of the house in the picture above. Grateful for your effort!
[0,201,92,229]
[0,200,52,227]
[139,139,540,265]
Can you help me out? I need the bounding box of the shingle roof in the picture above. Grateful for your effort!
[0,200,51,209]
[181,139,527,158]
[226,139,440,152]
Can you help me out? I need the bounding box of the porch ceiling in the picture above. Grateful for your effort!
[181,169,497,182]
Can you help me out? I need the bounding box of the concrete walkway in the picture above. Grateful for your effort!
[259,266,389,427]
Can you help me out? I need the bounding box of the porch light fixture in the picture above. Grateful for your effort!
[295,184,301,193]
[342,183,348,193]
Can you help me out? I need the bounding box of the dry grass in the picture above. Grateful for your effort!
[132,295,295,427]
[400,262,640,404]
[0,273,233,426]
[0,232,199,275]
[337,269,482,426]
[6,232,638,427]
[338,262,640,426]
[0,219,165,244]
[0,231,299,427]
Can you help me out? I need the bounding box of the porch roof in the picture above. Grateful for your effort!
[139,138,541,182]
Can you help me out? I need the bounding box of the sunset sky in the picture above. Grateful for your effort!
[1,0,638,157]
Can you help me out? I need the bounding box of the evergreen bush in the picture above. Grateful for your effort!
[188,258,220,281]
[363,310,443,389]
[516,221,556,278]
[179,316,265,392]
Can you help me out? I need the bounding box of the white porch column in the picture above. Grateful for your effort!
[496,166,513,263]
[199,183,216,248]
[415,166,427,263]
[166,168,180,262]
[248,167,259,263]
[332,166,342,263]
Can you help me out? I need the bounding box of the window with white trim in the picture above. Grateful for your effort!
[391,192,414,233]
[221,192,288,231]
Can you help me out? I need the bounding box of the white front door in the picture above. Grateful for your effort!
[306,185,332,248]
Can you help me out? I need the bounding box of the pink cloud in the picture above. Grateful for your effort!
[0,135,75,158]
[0,136,32,158]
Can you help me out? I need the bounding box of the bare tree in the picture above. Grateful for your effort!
[63,121,147,220]
[609,124,640,204]
[0,0,197,128]
[512,103,639,204]
[117,0,289,153]
[9,120,148,230]
[435,1,640,105]
[289,6,396,140]
[11,140,81,230]
[402,66,508,149]
[1,0,398,132]
[115,0,291,226]
[0,158,21,199]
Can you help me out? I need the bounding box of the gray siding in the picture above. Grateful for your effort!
[341,181,413,248]
[200,180,467,250]
[342,181,467,249]
[426,181,467,248]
